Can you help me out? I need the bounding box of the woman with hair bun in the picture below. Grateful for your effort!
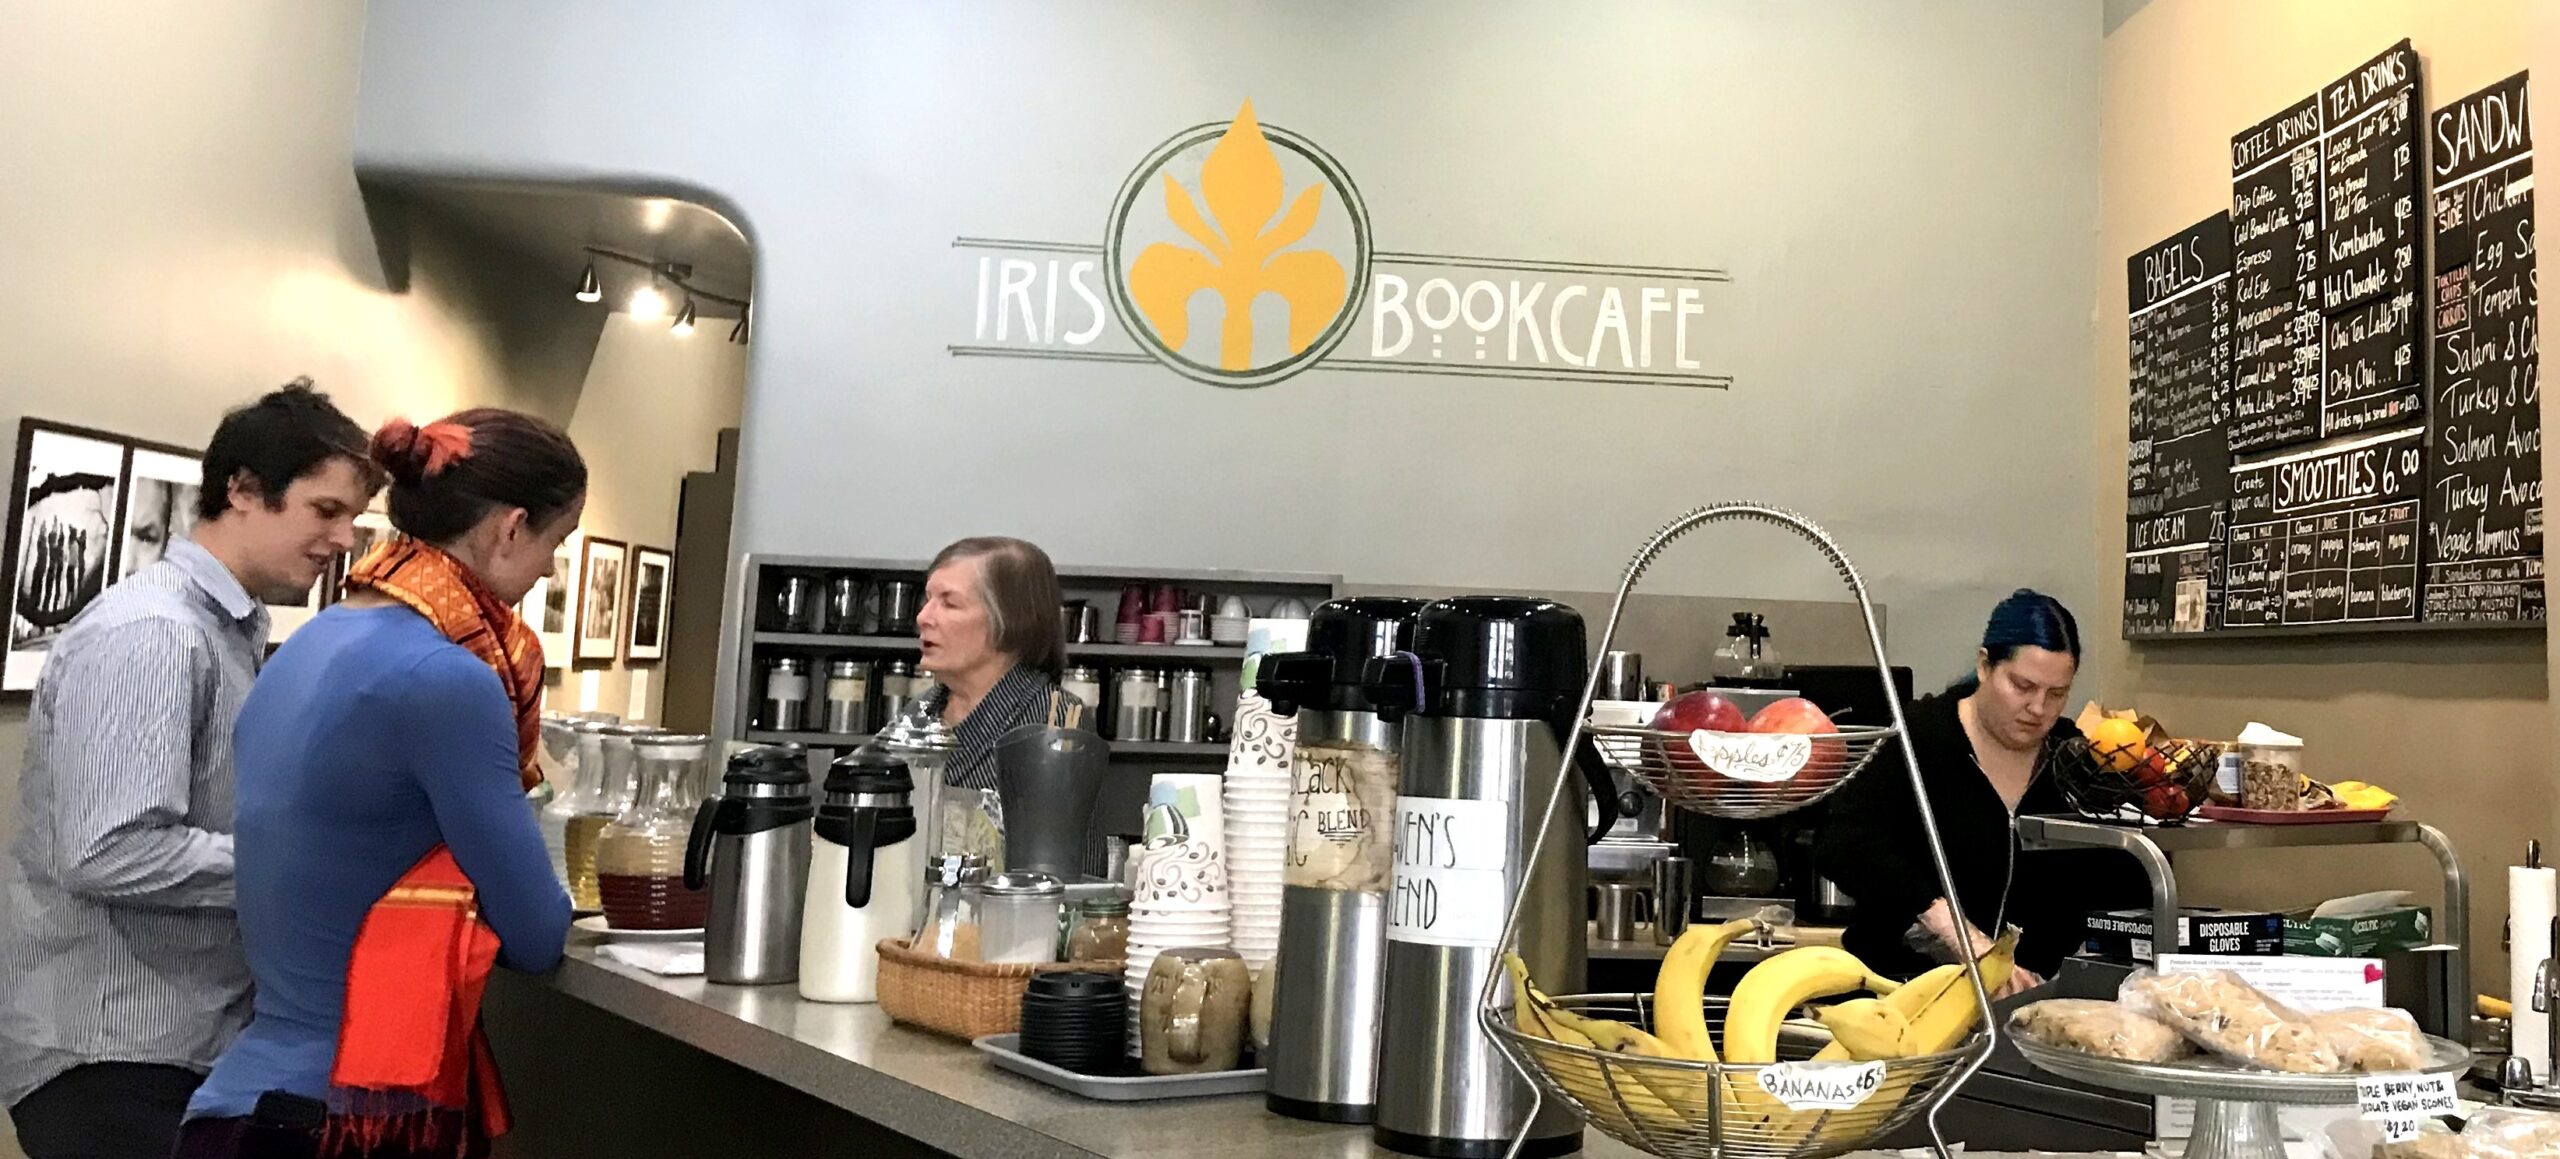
[1817,589,2146,995]
[183,410,585,1157]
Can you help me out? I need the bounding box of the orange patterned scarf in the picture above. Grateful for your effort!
[343,537,545,789]
[328,538,546,1153]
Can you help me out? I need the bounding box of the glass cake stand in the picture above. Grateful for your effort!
[2011,1033,2470,1159]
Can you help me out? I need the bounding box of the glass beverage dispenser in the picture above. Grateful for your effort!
[595,732,711,930]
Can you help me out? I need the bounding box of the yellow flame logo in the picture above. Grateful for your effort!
[1125,102,1350,372]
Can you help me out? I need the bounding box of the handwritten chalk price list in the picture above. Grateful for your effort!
[2356,1072,2458,1142]
[1386,796,1512,949]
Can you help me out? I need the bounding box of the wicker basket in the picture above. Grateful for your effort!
[873,937,1124,1041]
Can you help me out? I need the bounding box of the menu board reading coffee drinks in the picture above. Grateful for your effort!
[2122,46,2542,637]
[2423,72,2542,622]
[2125,214,2233,637]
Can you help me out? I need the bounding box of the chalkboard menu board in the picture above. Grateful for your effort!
[2122,46,2544,639]
[2423,71,2542,622]
[2229,41,2423,454]
[2125,214,2233,637]
[2222,426,2425,627]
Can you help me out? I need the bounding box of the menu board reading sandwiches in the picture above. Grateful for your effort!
[2423,72,2543,622]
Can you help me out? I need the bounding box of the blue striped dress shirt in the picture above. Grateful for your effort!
[0,536,268,1107]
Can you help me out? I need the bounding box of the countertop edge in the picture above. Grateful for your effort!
[546,953,1107,1159]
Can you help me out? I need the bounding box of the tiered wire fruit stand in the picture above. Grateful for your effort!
[1479,504,1998,1159]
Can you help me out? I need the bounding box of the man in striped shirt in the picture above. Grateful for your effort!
[0,383,377,1159]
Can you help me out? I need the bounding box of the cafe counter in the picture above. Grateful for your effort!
[482,939,2136,1159]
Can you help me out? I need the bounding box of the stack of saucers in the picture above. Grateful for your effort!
[1221,694,1297,966]
[1123,835,1230,1055]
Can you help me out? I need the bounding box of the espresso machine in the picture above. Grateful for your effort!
[1367,597,1616,1159]
[1255,596,1426,1124]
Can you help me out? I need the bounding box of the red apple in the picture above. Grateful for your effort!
[1649,691,1746,784]
[1652,690,1747,735]
[1748,697,1847,787]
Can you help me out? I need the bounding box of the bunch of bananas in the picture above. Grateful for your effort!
[1504,922,2015,1146]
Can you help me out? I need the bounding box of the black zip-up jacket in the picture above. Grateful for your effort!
[1818,692,2148,978]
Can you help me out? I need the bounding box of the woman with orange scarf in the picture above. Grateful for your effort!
[181,411,582,1157]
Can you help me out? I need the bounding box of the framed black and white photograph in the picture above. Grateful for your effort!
[576,535,625,664]
[3,421,127,693]
[266,572,329,646]
[625,545,672,663]
[115,447,203,580]
[330,510,395,602]
[525,528,582,670]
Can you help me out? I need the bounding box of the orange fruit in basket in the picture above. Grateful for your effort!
[2087,718,2150,774]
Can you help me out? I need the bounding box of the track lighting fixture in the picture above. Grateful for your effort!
[576,246,750,343]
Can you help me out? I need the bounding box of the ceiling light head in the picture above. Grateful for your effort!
[628,283,667,320]
[575,264,602,303]
[671,298,698,336]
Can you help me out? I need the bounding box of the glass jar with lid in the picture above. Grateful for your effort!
[915,853,989,960]
[533,716,580,893]
[594,732,711,930]
[971,870,1065,964]
[1065,893,1130,963]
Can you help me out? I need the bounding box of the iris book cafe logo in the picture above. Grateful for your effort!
[957,101,1733,391]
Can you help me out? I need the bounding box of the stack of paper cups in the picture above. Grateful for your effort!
[2513,863,2558,1081]
[1222,694,1296,967]
[1125,835,1231,1057]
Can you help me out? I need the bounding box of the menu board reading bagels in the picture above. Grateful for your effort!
[2125,214,2234,637]
[2423,72,2542,623]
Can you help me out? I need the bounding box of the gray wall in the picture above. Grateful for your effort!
[353,0,2105,696]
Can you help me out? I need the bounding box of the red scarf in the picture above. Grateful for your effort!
[327,539,546,1154]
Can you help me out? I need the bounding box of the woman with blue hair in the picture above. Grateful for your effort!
[1818,590,2146,993]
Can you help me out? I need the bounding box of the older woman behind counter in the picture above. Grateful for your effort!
[915,536,1068,791]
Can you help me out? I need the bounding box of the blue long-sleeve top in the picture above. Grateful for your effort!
[187,604,571,1120]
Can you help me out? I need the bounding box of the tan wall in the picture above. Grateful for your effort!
[556,313,748,725]
[2096,0,2547,997]
[0,7,740,1150]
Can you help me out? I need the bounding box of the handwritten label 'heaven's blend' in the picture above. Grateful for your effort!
[1386,796,1511,948]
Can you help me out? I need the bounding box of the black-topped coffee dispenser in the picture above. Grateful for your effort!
[1365,597,1613,1159]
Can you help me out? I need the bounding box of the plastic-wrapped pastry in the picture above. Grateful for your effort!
[2119,968,2342,1073]
[2008,999,2193,1062]
[2456,1106,2560,1158]
[2304,1006,2429,1072]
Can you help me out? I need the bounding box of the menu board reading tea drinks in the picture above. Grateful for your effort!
[2122,47,2544,637]
[2125,214,2233,637]
[2423,72,2543,622]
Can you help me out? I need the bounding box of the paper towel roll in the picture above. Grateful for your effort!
[2511,865,2558,1080]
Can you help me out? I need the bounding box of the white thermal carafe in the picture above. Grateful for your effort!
[800,746,919,1003]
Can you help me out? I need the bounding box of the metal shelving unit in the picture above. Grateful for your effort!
[724,553,1336,767]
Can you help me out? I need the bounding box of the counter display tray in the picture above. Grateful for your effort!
[2194,805,2393,825]
[973,1034,1265,1101]
[2011,1030,2468,1159]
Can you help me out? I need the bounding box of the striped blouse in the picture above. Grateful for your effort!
[924,663,1056,791]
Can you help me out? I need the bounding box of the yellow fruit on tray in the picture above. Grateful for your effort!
[2087,717,2150,773]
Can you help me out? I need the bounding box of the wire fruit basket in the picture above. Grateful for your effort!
[2047,736,2222,823]
[1478,503,1999,1159]
[1585,722,1898,820]
[1491,994,1975,1159]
